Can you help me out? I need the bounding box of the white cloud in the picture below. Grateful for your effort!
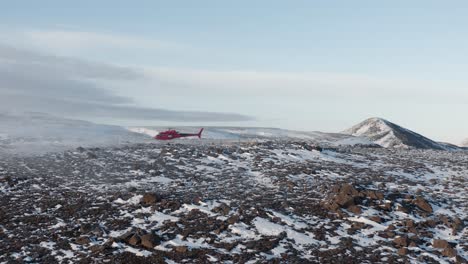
[0,28,183,56]
[0,44,252,122]
[138,67,468,104]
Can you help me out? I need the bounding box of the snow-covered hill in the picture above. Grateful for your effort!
[461,139,468,147]
[128,126,376,147]
[0,112,147,155]
[342,117,456,150]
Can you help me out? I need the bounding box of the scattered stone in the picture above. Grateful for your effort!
[369,216,383,223]
[413,196,433,213]
[455,255,467,263]
[174,246,188,253]
[140,233,159,249]
[442,247,457,258]
[128,234,141,246]
[347,205,362,214]
[212,203,231,215]
[396,205,409,213]
[227,214,240,225]
[89,245,104,254]
[76,236,91,245]
[405,219,415,228]
[398,248,408,256]
[393,236,409,248]
[433,239,450,249]
[141,193,160,205]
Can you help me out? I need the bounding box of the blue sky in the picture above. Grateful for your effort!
[1,1,468,143]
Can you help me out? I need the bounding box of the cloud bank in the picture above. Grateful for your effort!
[0,44,252,122]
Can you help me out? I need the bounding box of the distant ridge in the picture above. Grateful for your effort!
[461,139,468,147]
[343,117,456,150]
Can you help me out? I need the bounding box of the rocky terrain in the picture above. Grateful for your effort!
[0,140,467,263]
[343,117,457,150]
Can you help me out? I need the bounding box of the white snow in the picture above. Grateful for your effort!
[114,195,143,206]
[253,217,319,246]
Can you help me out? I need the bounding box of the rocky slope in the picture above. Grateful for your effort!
[343,117,455,150]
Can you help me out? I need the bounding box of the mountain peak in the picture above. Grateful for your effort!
[343,117,453,150]
[366,117,388,122]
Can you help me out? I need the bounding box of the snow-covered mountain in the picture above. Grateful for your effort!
[343,117,455,150]
[0,112,147,155]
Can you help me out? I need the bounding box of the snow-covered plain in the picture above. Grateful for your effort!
[0,112,148,156]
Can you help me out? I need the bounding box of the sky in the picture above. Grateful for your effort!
[0,0,467,144]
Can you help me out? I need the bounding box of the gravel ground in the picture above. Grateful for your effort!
[0,141,467,263]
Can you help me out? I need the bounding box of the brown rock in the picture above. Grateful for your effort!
[117,230,135,242]
[396,205,409,213]
[366,190,384,200]
[398,247,408,256]
[350,222,366,231]
[141,193,159,205]
[89,245,104,254]
[335,193,355,208]
[375,192,385,200]
[423,219,437,228]
[326,202,341,212]
[455,255,467,263]
[405,219,415,228]
[452,217,464,235]
[413,196,433,213]
[340,183,360,196]
[140,233,159,249]
[453,217,463,228]
[408,227,418,234]
[440,215,451,227]
[347,205,362,214]
[393,236,409,248]
[369,216,383,223]
[212,203,231,215]
[127,234,141,246]
[75,236,90,245]
[174,246,188,253]
[227,214,240,225]
[193,196,202,204]
[433,239,450,249]
[442,247,457,258]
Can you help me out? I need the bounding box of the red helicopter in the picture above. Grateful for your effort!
[154,128,204,141]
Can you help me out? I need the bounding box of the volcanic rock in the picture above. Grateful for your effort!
[140,233,159,249]
[141,193,160,205]
[433,239,450,249]
[442,247,457,258]
[413,196,433,213]
[393,236,409,248]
